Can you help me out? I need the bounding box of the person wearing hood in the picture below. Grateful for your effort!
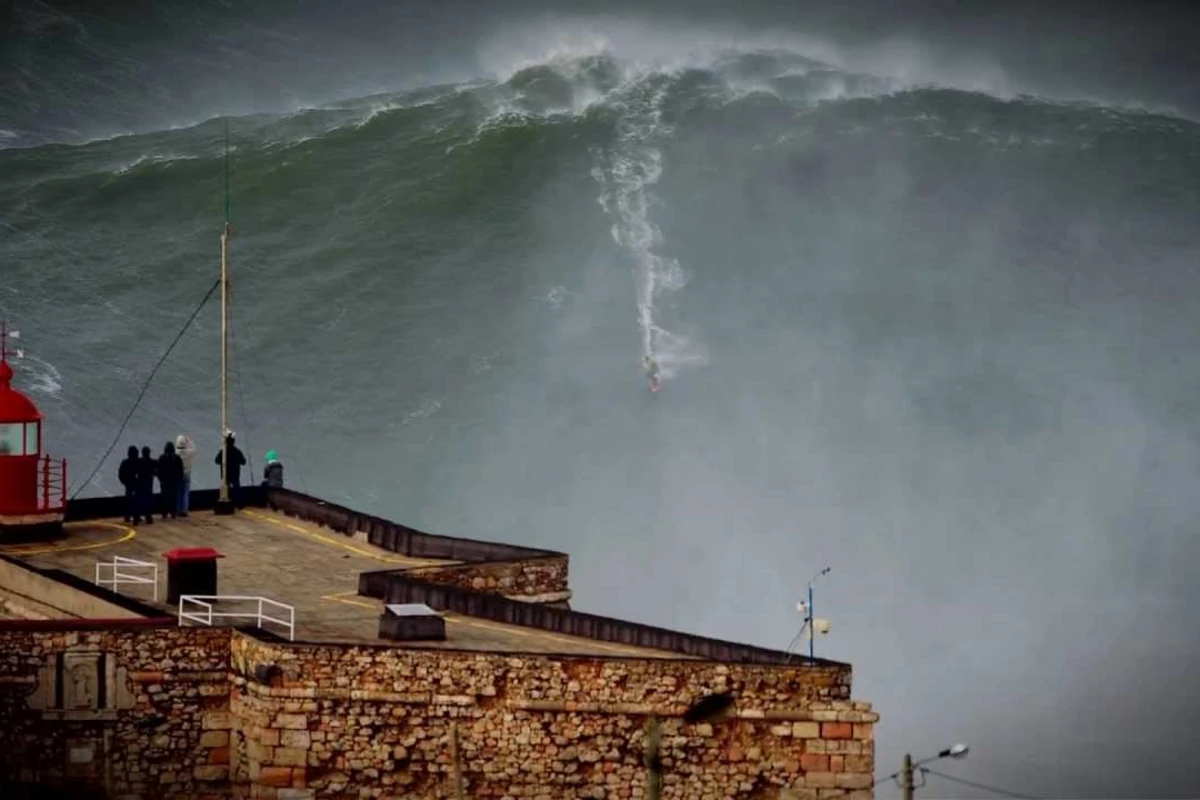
[157,441,184,519]
[136,446,157,524]
[175,434,196,517]
[215,432,247,507]
[118,446,142,523]
[262,450,284,489]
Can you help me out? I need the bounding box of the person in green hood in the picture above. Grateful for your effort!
[262,449,284,489]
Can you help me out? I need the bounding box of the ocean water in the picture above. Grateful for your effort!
[3,13,1200,797]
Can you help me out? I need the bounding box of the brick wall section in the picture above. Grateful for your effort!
[402,555,570,602]
[229,633,875,800]
[0,626,232,800]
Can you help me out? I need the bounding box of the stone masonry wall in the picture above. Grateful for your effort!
[402,555,570,604]
[229,633,876,800]
[0,625,232,800]
[0,625,875,800]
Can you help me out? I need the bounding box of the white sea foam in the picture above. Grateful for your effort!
[589,76,708,381]
[388,398,442,428]
[544,286,572,309]
[469,352,500,373]
[108,152,199,175]
[476,14,1016,100]
[15,354,63,397]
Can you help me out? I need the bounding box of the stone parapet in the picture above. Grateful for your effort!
[403,554,570,604]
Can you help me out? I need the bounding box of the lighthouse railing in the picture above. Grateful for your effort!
[38,455,66,512]
[95,556,159,602]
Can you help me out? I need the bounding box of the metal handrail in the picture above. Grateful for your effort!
[95,556,159,602]
[177,594,295,641]
[38,455,67,512]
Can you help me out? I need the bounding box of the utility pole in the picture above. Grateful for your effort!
[786,566,831,663]
[807,576,815,659]
[214,118,234,516]
[877,744,967,798]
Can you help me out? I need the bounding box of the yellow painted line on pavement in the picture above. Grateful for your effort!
[0,521,136,556]
[242,508,418,565]
[319,590,378,610]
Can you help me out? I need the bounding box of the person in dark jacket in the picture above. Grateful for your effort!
[136,446,157,524]
[157,441,184,518]
[261,449,284,489]
[214,432,247,507]
[118,446,141,523]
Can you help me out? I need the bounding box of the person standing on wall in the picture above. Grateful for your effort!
[118,446,142,524]
[175,434,196,517]
[156,441,184,519]
[214,431,247,507]
[262,449,284,489]
[136,445,157,524]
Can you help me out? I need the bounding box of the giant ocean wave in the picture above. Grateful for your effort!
[4,47,1196,396]
[4,35,1200,800]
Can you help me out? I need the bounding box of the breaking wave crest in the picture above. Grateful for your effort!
[2,46,1197,391]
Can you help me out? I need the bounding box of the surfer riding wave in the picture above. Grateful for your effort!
[643,355,661,392]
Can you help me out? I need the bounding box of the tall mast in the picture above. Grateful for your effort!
[217,119,233,513]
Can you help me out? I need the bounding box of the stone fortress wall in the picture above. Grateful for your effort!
[0,489,877,799]
[0,625,875,800]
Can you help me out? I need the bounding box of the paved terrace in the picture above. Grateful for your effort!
[0,507,686,659]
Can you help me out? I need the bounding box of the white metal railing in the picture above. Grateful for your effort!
[177,595,296,641]
[95,556,159,601]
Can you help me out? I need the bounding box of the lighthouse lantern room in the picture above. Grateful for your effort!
[0,322,67,539]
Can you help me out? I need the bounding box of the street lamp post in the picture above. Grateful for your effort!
[900,744,970,800]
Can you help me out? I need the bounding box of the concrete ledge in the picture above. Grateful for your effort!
[0,556,145,621]
[505,590,573,604]
[65,486,268,522]
[0,515,65,544]
[0,617,176,631]
[0,512,64,525]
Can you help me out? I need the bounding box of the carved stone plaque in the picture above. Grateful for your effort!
[65,737,102,781]
[27,649,136,720]
[68,742,95,764]
[63,652,101,710]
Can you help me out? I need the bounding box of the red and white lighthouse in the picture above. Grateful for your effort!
[0,322,67,539]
